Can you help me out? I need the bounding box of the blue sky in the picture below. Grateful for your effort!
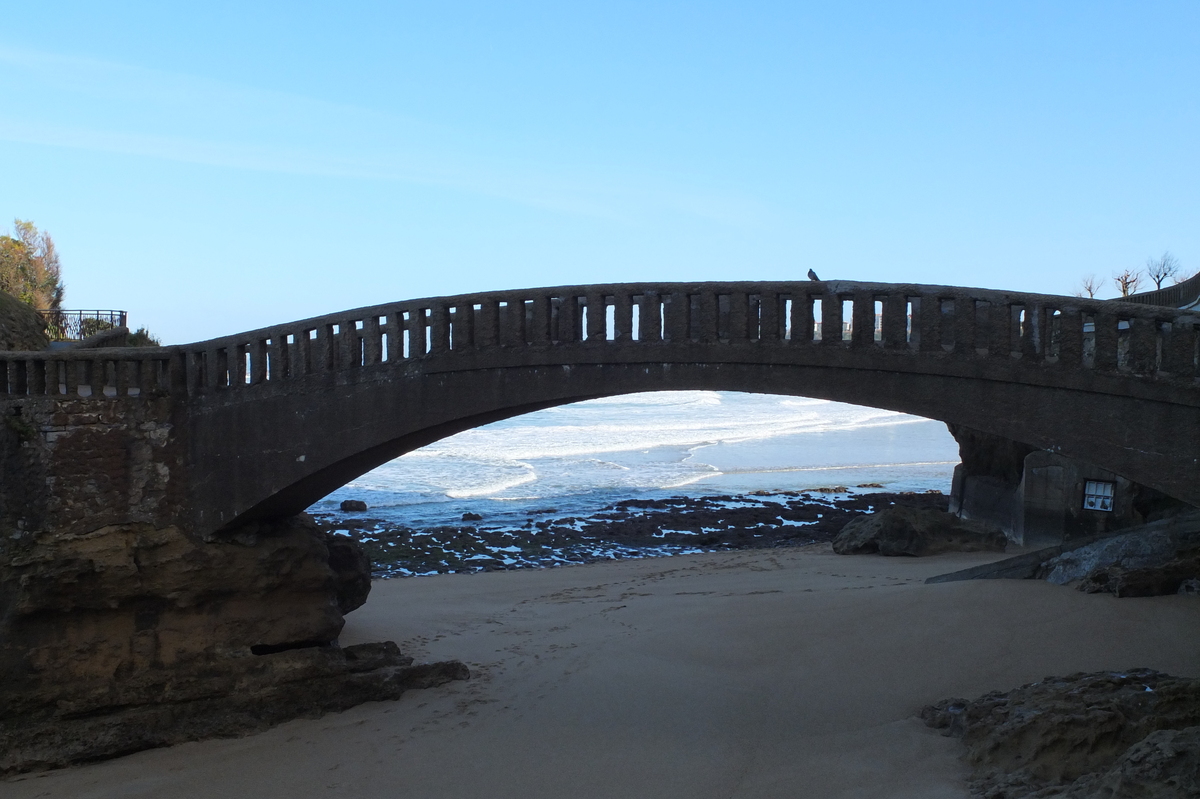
[2,2,1197,344]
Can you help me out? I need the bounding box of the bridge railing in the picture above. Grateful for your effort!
[0,348,177,398]
[3,281,1199,400]
[1125,271,1200,310]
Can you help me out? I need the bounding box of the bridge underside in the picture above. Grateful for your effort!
[186,360,1200,534]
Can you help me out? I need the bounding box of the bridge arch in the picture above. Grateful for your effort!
[162,281,1200,533]
[4,280,1197,536]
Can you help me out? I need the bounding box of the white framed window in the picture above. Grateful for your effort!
[1083,480,1115,512]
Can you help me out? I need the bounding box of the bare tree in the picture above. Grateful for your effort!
[1113,268,1142,297]
[1076,274,1102,298]
[1145,251,1181,289]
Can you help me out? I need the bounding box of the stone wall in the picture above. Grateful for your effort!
[0,392,402,771]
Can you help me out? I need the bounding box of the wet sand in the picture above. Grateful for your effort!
[6,546,1199,798]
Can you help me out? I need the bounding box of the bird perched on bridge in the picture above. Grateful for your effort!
[807,269,820,281]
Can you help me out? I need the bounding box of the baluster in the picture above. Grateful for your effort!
[641,292,662,342]
[820,292,842,345]
[250,339,267,383]
[553,296,574,343]
[114,359,130,396]
[851,292,874,347]
[1092,312,1119,370]
[790,292,814,344]
[1022,305,1041,359]
[881,294,907,348]
[137,358,155,395]
[612,294,633,342]
[469,301,492,349]
[266,332,285,379]
[728,292,748,343]
[758,291,780,342]
[427,307,449,354]
[459,303,478,350]
[1056,308,1083,366]
[525,296,548,345]
[1163,322,1197,379]
[988,302,1011,358]
[405,310,425,357]
[9,360,28,394]
[695,292,717,343]
[584,292,606,341]
[1126,317,1158,374]
[917,295,942,352]
[950,296,975,355]
[204,348,221,389]
[25,359,46,395]
[660,291,683,343]
[362,318,382,365]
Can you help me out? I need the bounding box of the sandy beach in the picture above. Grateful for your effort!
[5,545,1199,799]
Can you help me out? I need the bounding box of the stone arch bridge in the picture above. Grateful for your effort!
[3,280,1199,540]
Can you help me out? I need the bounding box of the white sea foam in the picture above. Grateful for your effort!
[313,391,962,527]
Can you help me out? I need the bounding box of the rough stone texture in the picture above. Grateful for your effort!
[340,499,368,512]
[1078,552,1200,598]
[0,290,49,351]
[1,515,345,721]
[325,532,372,613]
[833,506,1007,556]
[0,641,470,775]
[1040,530,1181,585]
[922,670,1200,798]
[1059,727,1200,798]
[1038,519,1200,593]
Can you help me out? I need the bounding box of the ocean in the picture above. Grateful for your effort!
[309,391,961,531]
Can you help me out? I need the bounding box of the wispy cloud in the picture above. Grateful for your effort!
[0,46,769,226]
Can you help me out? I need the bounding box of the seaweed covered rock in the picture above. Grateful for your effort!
[922,669,1200,797]
[833,506,1006,556]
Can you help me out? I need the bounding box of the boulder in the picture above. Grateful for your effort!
[325,532,372,613]
[0,291,49,351]
[1039,528,1183,585]
[1035,518,1200,596]
[1078,552,1200,598]
[922,669,1200,797]
[340,499,368,512]
[832,506,1006,556]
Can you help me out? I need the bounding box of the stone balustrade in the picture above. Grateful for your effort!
[3,281,1199,399]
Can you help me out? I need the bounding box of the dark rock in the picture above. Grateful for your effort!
[1078,551,1200,598]
[340,499,368,512]
[1040,528,1183,584]
[922,669,1200,797]
[0,290,50,351]
[0,641,470,775]
[833,506,1007,556]
[462,512,483,521]
[1060,726,1200,798]
[325,533,372,613]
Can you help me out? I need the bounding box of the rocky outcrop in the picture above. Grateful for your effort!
[0,290,49,351]
[0,641,469,775]
[833,506,1007,556]
[0,511,460,775]
[326,531,372,613]
[922,669,1200,798]
[1037,519,1200,597]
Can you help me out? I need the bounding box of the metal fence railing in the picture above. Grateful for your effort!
[37,310,128,342]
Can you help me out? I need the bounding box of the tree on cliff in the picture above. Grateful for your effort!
[0,220,64,310]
